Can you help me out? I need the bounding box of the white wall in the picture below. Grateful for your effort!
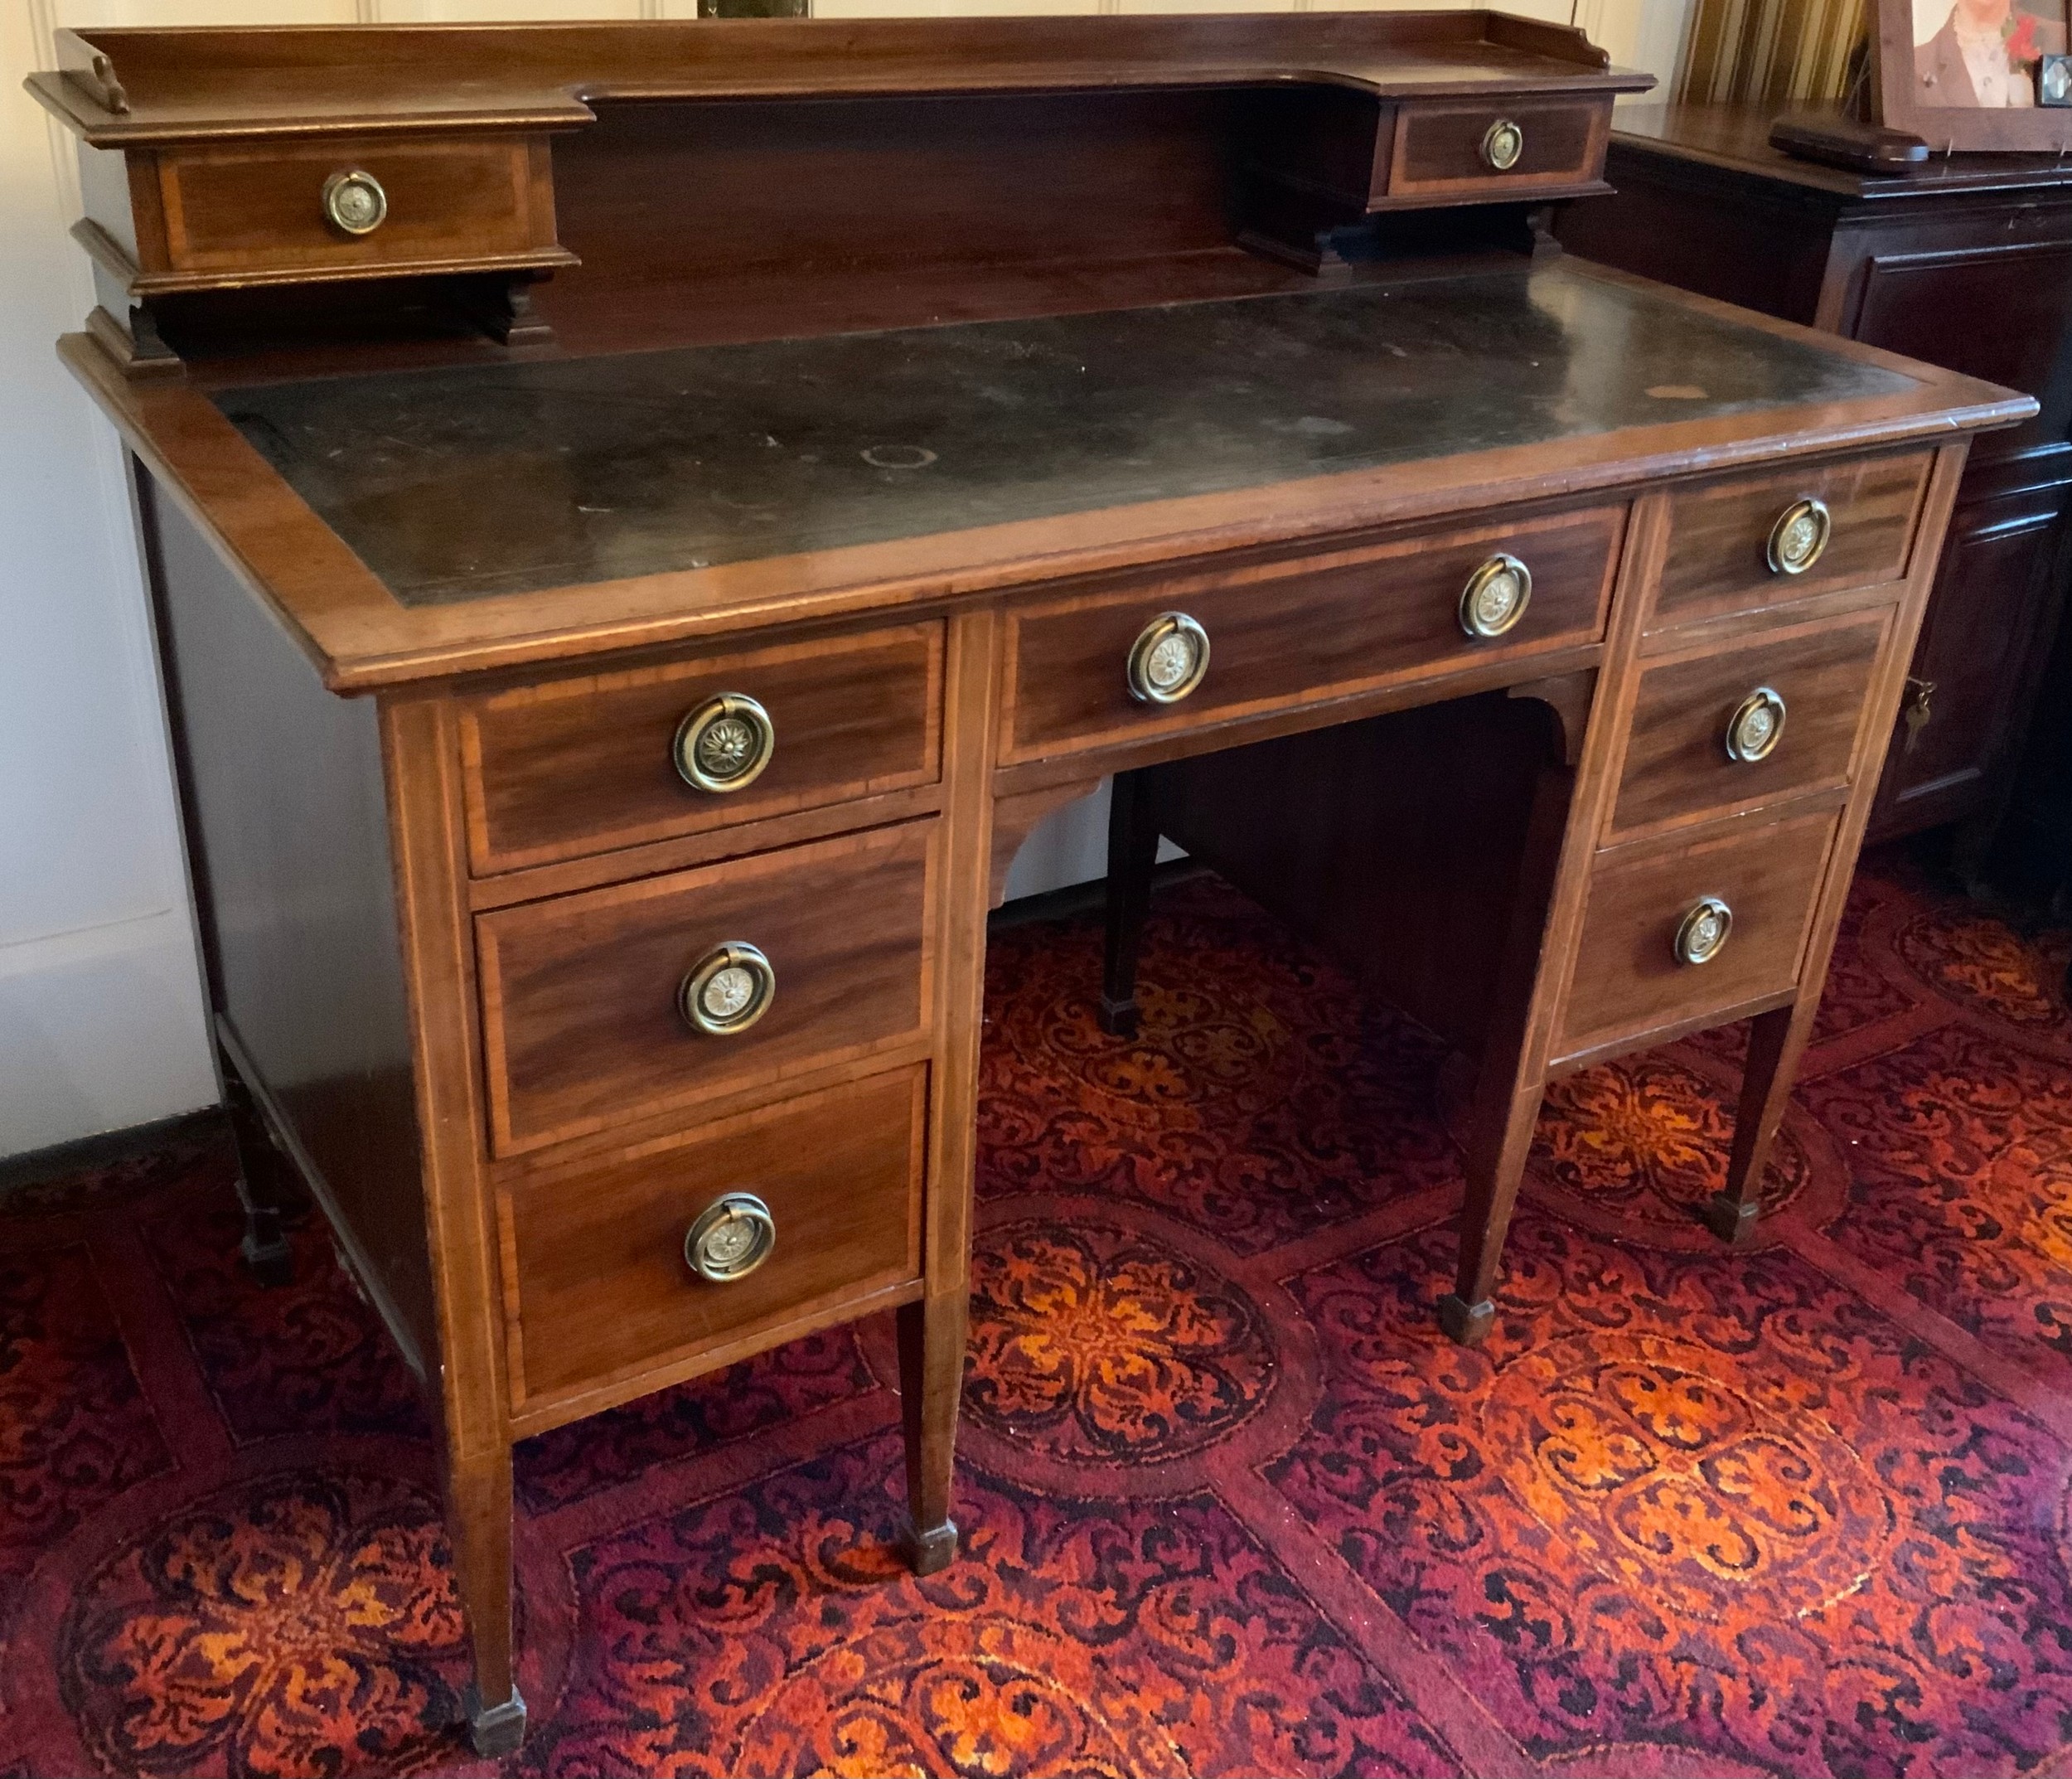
[0,0,1692,1157]
[2,0,215,1158]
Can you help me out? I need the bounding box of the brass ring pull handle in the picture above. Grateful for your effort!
[685,1192,776,1283]
[1724,686,1787,763]
[679,942,775,1035]
[322,169,388,236]
[1459,553,1532,639]
[674,693,775,793]
[1126,612,1211,705]
[1673,897,1734,967]
[1766,497,1831,576]
[1481,119,1525,172]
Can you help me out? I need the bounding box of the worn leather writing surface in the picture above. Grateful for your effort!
[218,262,1918,606]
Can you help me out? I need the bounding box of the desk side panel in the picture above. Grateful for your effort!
[139,467,437,1369]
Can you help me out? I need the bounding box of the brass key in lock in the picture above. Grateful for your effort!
[1901,676,1935,753]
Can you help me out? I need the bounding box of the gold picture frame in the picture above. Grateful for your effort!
[1876,0,2072,148]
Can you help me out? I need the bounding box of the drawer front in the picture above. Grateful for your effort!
[1607,608,1890,845]
[1005,504,1622,763]
[155,135,555,279]
[460,622,943,875]
[508,1068,925,1407]
[477,822,933,1156]
[1386,98,1610,204]
[1653,453,1930,629]
[1557,806,1840,1061]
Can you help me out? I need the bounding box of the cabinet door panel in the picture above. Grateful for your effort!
[1852,240,2072,463]
[1871,492,2066,839]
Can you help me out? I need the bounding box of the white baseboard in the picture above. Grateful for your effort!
[0,908,216,1157]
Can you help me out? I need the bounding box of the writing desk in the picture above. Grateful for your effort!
[32,14,2028,1756]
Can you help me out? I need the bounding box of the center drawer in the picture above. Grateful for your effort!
[1004,503,1621,763]
[506,1067,926,1412]
[476,820,934,1156]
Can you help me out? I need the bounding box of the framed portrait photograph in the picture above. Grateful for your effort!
[1876,0,2072,148]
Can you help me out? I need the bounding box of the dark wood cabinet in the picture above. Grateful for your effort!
[1558,103,2072,846]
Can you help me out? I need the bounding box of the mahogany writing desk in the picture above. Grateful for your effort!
[31,13,2028,1755]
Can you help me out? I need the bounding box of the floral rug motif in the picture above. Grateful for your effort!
[521,1437,1460,1779]
[1269,1211,2072,1774]
[979,885,1460,1254]
[1527,1053,1818,1243]
[964,1219,1275,1463]
[3,851,2072,1777]
[1800,1018,2072,1386]
[1894,899,2072,1039]
[59,1472,470,1778]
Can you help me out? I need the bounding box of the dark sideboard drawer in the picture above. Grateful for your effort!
[506,1067,925,1413]
[1605,606,1890,845]
[458,621,943,875]
[1556,803,1839,1063]
[148,134,564,287]
[1652,453,1930,630]
[1003,503,1623,764]
[475,821,933,1156]
[1383,98,1610,205]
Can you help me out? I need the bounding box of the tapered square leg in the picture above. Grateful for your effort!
[219,1049,295,1287]
[1445,1074,1544,1348]
[464,1684,528,1757]
[1100,768,1164,1037]
[895,1293,965,1574]
[445,1447,525,1754]
[1706,1002,1809,1246]
[1701,1191,1764,1244]
[1445,762,1576,1345]
[1437,1293,1496,1345]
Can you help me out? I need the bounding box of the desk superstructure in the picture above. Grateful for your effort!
[31,15,2029,1757]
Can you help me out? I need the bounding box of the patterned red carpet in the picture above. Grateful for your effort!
[7,853,2072,1777]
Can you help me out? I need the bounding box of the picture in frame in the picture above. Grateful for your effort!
[1876,0,2072,148]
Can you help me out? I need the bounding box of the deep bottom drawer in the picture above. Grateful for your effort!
[1556,806,1839,1062]
[506,1067,926,1408]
